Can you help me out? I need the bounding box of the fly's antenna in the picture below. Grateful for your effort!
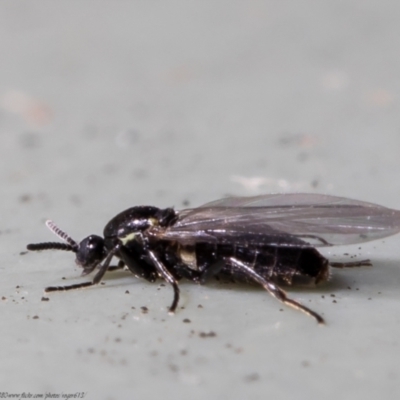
[45,220,78,249]
[26,220,79,253]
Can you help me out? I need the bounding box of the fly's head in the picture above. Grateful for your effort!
[27,220,107,275]
[75,234,107,274]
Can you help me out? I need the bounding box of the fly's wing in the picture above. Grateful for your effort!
[153,193,400,247]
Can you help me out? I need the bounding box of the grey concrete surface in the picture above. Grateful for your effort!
[1,1,400,399]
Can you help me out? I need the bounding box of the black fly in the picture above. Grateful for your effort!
[26,193,400,324]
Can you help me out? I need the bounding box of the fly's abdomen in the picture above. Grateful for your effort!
[195,242,329,285]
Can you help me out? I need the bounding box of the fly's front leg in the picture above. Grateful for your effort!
[147,249,180,313]
[119,245,158,282]
[45,245,120,292]
[229,257,325,324]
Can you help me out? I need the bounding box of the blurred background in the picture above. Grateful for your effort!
[1,1,400,399]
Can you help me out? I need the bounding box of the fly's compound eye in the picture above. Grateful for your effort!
[76,235,106,270]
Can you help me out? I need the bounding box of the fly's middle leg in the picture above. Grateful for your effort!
[229,257,325,324]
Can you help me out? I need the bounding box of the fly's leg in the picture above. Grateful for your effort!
[147,249,180,313]
[108,260,125,272]
[45,281,94,291]
[229,257,325,324]
[330,259,372,268]
[45,245,120,292]
[119,246,158,282]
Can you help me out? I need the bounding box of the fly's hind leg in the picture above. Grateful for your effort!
[229,257,325,324]
[330,259,372,268]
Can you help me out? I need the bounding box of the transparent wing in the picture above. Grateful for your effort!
[152,193,400,247]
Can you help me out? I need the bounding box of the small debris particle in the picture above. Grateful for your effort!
[180,349,188,356]
[330,294,335,297]
[180,306,185,309]
[16,286,20,289]
[347,286,351,290]
[368,298,372,300]
[244,373,260,382]
[182,199,190,206]
[279,308,284,312]
[160,283,166,287]
[62,277,66,280]
[19,194,32,203]
[19,251,28,256]
[301,361,310,367]
[88,348,95,354]
[321,295,325,299]
[149,351,158,357]
[32,315,39,319]
[169,364,179,372]
[141,306,149,314]
[125,290,130,294]
[115,338,121,343]
[333,300,337,303]
[197,304,203,308]
[311,179,319,188]
[131,306,136,309]
[356,288,359,291]
[1,296,6,300]
[41,297,49,301]
[183,318,191,323]
[199,331,217,338]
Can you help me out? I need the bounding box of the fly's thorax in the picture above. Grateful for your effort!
[103,206,177,241]
[119,231,140,246]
